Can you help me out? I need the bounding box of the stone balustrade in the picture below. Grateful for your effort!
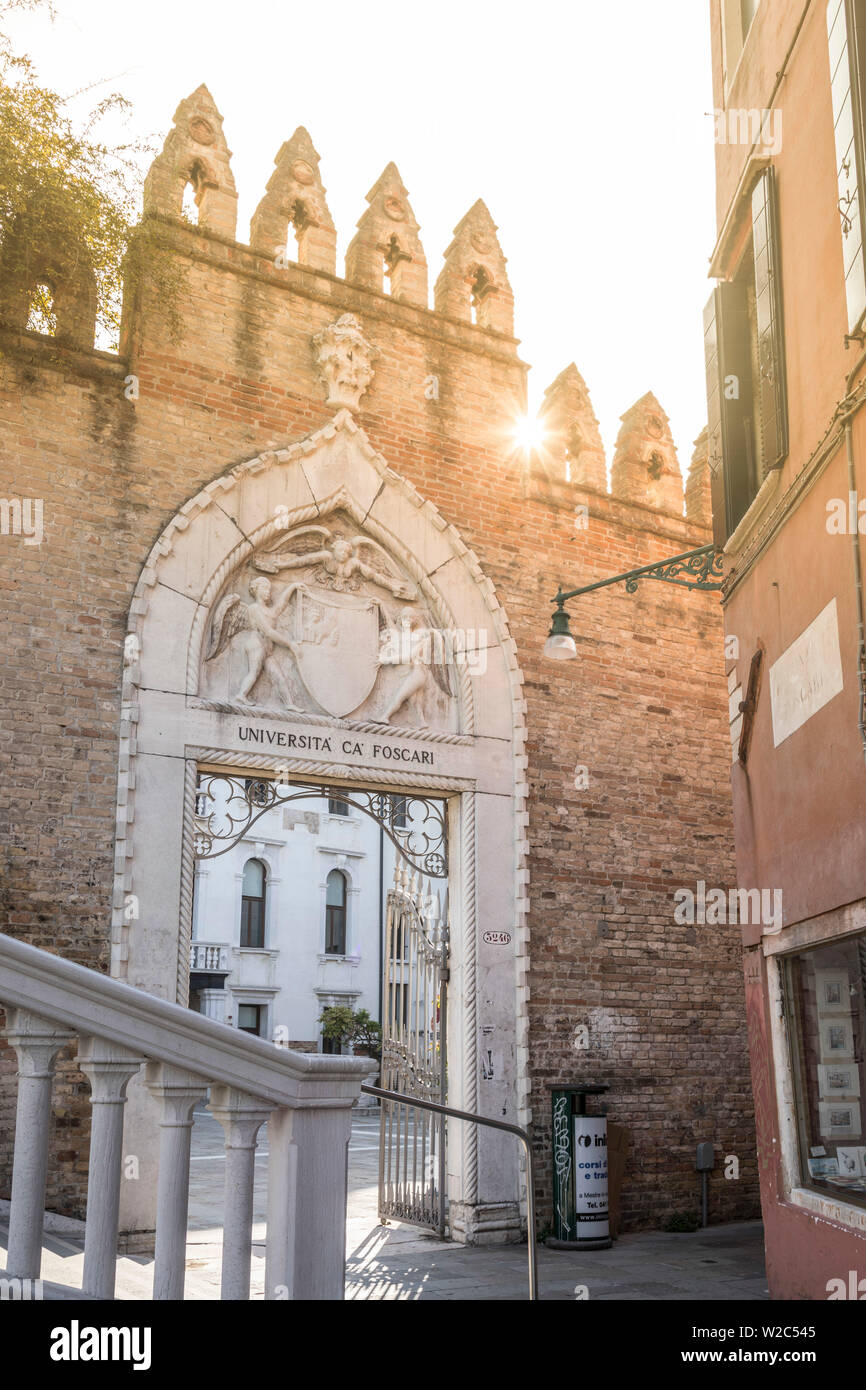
[0,933,367,1300]
[189,942,229,972]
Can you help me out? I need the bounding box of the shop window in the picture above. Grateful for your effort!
[240,857,266,948]
[783,933,866,1208]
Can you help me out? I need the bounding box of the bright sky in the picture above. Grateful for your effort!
[7,0,718,475]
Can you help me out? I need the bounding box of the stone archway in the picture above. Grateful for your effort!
[114,410,530,1243]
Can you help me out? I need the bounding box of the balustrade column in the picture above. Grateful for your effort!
[209,1086,270,1301]
[4,1009,75,1281]
[145,1062,209,1300]
[265,1103,353,1300]
[78,1036,146,1299]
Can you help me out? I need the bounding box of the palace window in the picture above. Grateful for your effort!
[325,869,347,955]
[703,165,788,542]
[328,791,351,817]
[240,858,266,949]
[827,0,866,334]
[782,933,866,1210]
[237,1003,264,1036]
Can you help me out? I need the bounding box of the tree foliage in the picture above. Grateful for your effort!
[0,0,182,349]
[318,1005,382,1059]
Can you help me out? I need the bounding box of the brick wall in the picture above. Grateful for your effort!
[0,208,757,1227]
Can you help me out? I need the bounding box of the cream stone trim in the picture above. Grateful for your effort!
[188,701,473,745]
[723,466,781,559]
[187,744,475,793]
[114,408,533,1143]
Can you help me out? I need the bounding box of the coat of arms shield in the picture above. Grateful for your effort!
[291,585,382,718]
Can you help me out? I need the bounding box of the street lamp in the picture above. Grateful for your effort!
[543,543,726,660]
[544,602,578,661]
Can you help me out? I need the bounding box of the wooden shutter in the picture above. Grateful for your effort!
[703,283,756,543]
[828,0,866,333]
[751,167,788,474]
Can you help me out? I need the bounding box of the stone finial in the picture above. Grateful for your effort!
[685,427,712,526]
[143,85,238,239]
[250,127,337,272]
[538,364,607,492]
[610,392,684,514]
[312,313,378,412]
[345,163,428,305]
[434,199,513,335]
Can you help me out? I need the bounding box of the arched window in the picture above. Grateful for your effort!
[240,858,266,948]
[325,869,347,955]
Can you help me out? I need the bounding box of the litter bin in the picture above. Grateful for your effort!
[548,1084,612,1250]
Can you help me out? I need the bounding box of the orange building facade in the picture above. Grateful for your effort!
[707,0,866,1299]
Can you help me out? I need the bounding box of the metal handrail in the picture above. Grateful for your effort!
[361,1083,538,1300]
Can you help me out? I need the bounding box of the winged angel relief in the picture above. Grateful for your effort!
[203,525,454,728]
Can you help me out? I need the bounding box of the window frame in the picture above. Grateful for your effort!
[239,857,267,950]
[827,0,866,334]
[324,868,348,956]
[780,934,866,1213]
[704,165,788,544]
[237,1002,264,1036]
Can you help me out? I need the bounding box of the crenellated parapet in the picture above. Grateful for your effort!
[0,212,97,348]
[537,364,607,492]
[685,427,712,526]
[250,127,336,273]
[434,200,513,334]
[143,85,238,239]
[345,163,427,305]
[610,392,684,515]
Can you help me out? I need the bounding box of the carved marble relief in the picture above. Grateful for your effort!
[200,517,456,731]
[311,313,377,412]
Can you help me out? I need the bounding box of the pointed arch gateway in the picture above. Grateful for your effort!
[114,410,530,1244]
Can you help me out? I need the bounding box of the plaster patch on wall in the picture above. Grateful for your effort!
[769,599,844,747]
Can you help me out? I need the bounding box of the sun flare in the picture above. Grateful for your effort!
[512,415,546,451]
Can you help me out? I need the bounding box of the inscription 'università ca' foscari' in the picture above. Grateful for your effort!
[236,724,436,766]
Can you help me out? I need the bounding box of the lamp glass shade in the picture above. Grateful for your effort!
[543,633,577,661]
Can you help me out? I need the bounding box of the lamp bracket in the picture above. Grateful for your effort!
[554,544,725,607]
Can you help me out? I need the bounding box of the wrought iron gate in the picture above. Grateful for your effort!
[379,862,448,1233]
[191,770,450,1232]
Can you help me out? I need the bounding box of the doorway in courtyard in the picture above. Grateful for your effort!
[188,769,450,1234]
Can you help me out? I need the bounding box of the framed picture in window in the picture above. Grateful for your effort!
[819,1017,855,1061]
[818,1100,861,1139]
[836,1147,865,1178]
[818,1062,861,1099]
[815,969,851,1016]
